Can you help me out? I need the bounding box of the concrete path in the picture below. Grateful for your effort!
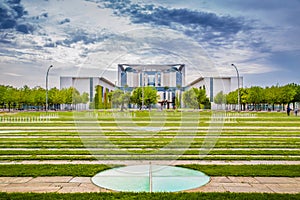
[0,176,299,194]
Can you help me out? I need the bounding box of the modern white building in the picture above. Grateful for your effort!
[60,76,115,103]
[118,64,185,109]
[187,77,243,102]
[60,64,243,109]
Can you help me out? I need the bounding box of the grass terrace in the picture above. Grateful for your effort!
[0,111,299,161]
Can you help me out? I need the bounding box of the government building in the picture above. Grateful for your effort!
[60,64,243,109]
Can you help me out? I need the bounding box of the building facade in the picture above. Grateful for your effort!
[187,76,243,109]
[118,64,185,108]
[60,76,115,106]
[60,64,243,109]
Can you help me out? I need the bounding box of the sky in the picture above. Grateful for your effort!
[0,0,299,89]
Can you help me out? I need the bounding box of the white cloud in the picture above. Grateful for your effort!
[0,0,299,87]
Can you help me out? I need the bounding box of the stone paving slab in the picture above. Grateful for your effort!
[29,176,73,183]
[0,177,33,184]
[0,176,299,194]
[254,177,299,184]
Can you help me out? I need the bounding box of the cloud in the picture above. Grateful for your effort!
[1,0,298,88]
[100,0,253,41]
[58,18,70,25]
[3,72,23,77]
[98,0,274,75]
[0,0,35,34]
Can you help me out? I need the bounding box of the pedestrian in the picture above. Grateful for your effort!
[287,106,291,116]
[295,108,298,116]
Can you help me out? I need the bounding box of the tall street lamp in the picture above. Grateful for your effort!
[46,65,53,111]
[231,64,240,112]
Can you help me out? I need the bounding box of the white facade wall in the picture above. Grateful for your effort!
[72,78,90,97]
[169,72,176,87]
[60,77,72,90]
[188,76,244,109]
[162,72,169,87]
[60,77,115,109]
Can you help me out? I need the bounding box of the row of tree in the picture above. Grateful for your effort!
[94,86,159,110]
[214,83,300,111]
[1,82,299,112]
[0,85,89,111]
[104,86,210,110]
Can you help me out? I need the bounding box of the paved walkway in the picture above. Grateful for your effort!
[0,176,299,194]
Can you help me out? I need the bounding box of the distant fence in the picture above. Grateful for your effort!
[0,113,59,123]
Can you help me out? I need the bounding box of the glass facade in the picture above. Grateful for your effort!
[157,72,161,86]
[210,77,214,102]
[121,71,127,86]
[176,71,182,87]
[89,78,93,102]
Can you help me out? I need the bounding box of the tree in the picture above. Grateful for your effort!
[81,92,89,104]
[32,86,45,110]
[72,89,82,109]
[265,85,280,111]
[110,89,131,111]
[49,87,63,110]
[214,91,226,105]
[131,86,158,109]
[183,88,198,109]
[175,93,181,109]
[94,85,103,109]
[294,84,300,103]
[192,88,210,109]
[287,83,300,109]
[59,87,79,110]
[4,86,17,111]
[214,91,226,109]
[18,85,33,109]
[246,86,264,110]
[278,84,296,110]
[0,85,7,110]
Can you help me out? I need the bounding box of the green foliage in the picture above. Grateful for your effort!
[109,89,131,111]
[214,91,226,104]
[130,86,158,109]
[0,84,89,111]
[81,92,89,104]
[227,83,300,111]
[183,88,198,108]
[94,85,103,109]
[226,90,237,105]
[175,92,181,109]
[246,86,265,104]
[183,88,210,109]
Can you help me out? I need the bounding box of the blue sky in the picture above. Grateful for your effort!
[0,0,299,88]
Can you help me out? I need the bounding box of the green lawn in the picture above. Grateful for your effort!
[0,110,299,161]
[0,164,299,177]
[0,111,299,197]
[0,192,299,200]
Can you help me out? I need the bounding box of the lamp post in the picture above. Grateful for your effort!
[142,69,145,110]
[231,64,240,112]
[46,65,53,112]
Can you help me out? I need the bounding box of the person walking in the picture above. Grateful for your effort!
[295,108,298,116]
[287,106,291,116]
